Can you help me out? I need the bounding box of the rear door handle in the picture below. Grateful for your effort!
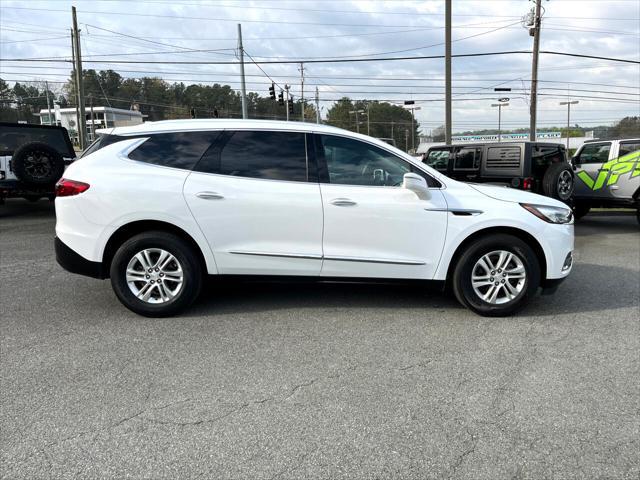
[330,198,357,207]
[196,191,224,200]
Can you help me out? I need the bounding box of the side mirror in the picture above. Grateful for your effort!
[403,172,431,200]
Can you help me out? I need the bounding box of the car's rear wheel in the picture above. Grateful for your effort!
[543,162,574,203]
[110,231,202,317]
[452,234,541,317]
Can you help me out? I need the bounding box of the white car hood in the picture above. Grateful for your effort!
[467,183,566,208]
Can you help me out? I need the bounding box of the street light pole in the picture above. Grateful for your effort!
[559,100,579,150]
[491,102,509,142]
[349,109,364,134]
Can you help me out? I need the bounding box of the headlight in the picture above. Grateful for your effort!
[521,203,573,224]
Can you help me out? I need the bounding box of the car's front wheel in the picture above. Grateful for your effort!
[110,231,203,317]
[452,234,541,316]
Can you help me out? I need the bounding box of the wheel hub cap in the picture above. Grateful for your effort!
[471,250,527,305]
[557,171,573,199]
[126,248,184,304]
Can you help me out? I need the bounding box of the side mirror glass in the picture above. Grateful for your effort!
[403,172,431,200]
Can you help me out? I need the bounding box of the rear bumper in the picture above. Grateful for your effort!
[55,237,105,279]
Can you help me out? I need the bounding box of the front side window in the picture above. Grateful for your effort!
[129,131,215,170]
[575,143,611,164]
[424,149,450,171]
[318,134,410,186]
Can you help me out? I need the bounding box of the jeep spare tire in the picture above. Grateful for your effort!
[543,162,574,203]
[11,142,65,186]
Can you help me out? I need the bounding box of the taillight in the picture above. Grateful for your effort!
[522,177,534,190]
[55,178,90,197]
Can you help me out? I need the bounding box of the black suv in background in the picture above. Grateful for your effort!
[0,122,76,203]
[422,142,574,203]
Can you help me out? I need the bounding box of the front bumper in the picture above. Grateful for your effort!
[55,237,105,279]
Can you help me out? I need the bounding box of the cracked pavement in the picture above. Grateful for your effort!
[1,200,638,479]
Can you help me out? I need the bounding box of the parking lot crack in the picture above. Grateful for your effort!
[284,379,318,400]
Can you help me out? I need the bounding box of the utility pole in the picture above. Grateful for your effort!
[71,6,87,149]
[89,95,95,141]
[349,109,364,133]
[315,86,320,124]
[299,63,305,122]
[366,103,370,136]
[445,0,452,145]
[405,129,409,152]
[529,0,542,141]
[237,23,248,119]
[284,84,290,121]
[44,80,53,125]
[491,102,509,142]
[559,100,579,150]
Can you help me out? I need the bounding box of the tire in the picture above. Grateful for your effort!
[542,162,574,203]
[452,234,541,317]
[109,231,203,317]
[11,142,65,186]
[573,202,591,221]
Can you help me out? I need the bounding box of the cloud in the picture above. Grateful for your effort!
[1,0,638,131]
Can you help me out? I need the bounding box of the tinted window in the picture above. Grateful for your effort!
[424,149,450,171]
[129,132,215,170]
[196,130,308,182]
[81,134,129,157]
[619,141,640,157]
[453,147,481,170]
[0,124,73,157]
[576,143,611,164]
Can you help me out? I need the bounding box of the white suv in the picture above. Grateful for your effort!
[55,120,574,317]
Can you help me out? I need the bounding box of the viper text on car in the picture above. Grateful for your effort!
[55,120,574,317]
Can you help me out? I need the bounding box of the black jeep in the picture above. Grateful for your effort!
[0,122,76,203]
[422,142,574,203]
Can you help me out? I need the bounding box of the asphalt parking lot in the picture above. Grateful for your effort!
[1,199,638,480]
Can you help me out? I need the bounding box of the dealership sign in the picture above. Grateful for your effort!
[452,132,562,142]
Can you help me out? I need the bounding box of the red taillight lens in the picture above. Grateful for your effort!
[55,178,90,197]
[522,177,534,190]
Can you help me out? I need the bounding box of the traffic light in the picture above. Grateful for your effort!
[278,90,284,105]
[269,82,276,100]
[288,99,294,114]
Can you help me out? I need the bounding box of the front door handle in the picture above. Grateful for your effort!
[196,191,224,200]
[330,198,357,207]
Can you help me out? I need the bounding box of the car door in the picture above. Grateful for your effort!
[573,142,612,199]
[613,140,640,200]
[451,146,482,182]
[183,129,323,276]
[315,133,448,280]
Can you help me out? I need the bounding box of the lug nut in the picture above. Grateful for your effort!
[494,282,499,286]
[146,275,150,279]
[491,271,496,275]
[159,273,164,277]
[501,279,506,284]
[155,268,159,272]
[498,269,502,273]
[148,268,152,273]
[150,280,155,284]
[503,273,507,277]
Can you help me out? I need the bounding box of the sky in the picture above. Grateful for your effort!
[1,0,639,134]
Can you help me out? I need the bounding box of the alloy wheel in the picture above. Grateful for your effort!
[471,250,527,305]
[125,248,184,303]
[557,170,574,200]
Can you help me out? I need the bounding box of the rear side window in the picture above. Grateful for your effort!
[196,130,308,182]
[453,147,481,170]
[486,146,521,169]
[619,141,640,157]
[129,132,215,170]
[81,134,128,157]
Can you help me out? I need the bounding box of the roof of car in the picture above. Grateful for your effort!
[427,141,564,149]
[100,119,348,136]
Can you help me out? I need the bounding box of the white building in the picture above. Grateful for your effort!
[38,106,144,144]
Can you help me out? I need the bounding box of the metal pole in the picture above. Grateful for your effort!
[367,103,370,136]
[70,28,79,140]
[498,105,501,142]
[566,102,570,150]
[284,85,290,122]
[445,0,452,145]
[529,0,542,141]
[237,24,248,119]
[72,7,87,150]
[315,86,320,124]
[299,62,304,122]
[45,81,53,125]
[411,107,415,152]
